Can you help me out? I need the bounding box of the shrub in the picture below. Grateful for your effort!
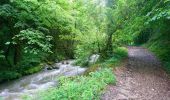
[114,47,128,58]
[84,47,128,75]
[24,65,43,75]
[101,57,120,68]
[29,68,116,100]
[83,64,100,75]
[74,58,89,67]
[146,32,170,73]
[165,62,170,73]
[0,71,21,81]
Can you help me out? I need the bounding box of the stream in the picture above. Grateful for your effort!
[0,60,86,100]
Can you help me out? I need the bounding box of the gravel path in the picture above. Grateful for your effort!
[101,47,170,100]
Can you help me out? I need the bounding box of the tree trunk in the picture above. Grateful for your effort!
[13,44,21,65]
[5,45,12,67]
[103,32,113,58]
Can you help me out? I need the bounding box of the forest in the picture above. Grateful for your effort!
[0,0,170,100]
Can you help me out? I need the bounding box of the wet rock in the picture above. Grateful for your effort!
[61,61,64,64]
[52,66,59,69]
[66,61,69,64]
[46,64,59,70]
[0,60,87,100]
[47,67,53,70]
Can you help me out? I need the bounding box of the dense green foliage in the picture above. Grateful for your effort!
[23,47,126,100]
[0,0,108,81]
[0,0,169,99]
[0,0,169,80]
[100,0,170,73]
[24,68,115,100]
[146,31,170,73]
[145,0,170,73]
[100,47,128,68]
[84,47,128,75]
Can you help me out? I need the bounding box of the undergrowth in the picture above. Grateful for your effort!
[23,47,127,100]
[146,32,170,73]
[26,68,116,100]
[84,47,128,75]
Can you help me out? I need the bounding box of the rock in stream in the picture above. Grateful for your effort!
[0,60,86,100]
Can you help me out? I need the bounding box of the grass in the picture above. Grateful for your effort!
[26,68,116,100]
[23,47,128,100]
[84,47,128,75]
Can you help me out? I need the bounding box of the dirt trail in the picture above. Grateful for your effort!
[101,47,170,100]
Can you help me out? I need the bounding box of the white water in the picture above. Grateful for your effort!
[89,54,100,64]
[0,60,86,100]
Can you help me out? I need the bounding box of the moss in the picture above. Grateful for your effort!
[24,65,43,75]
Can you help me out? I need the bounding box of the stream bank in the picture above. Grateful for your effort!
[0,60,86,100]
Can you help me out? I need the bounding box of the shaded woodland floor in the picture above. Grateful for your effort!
[101,47,170,100]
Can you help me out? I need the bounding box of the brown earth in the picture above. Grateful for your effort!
[101,47,170,100]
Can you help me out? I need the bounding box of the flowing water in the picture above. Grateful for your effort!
[0,60,86,100]
[89,54,100,64]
